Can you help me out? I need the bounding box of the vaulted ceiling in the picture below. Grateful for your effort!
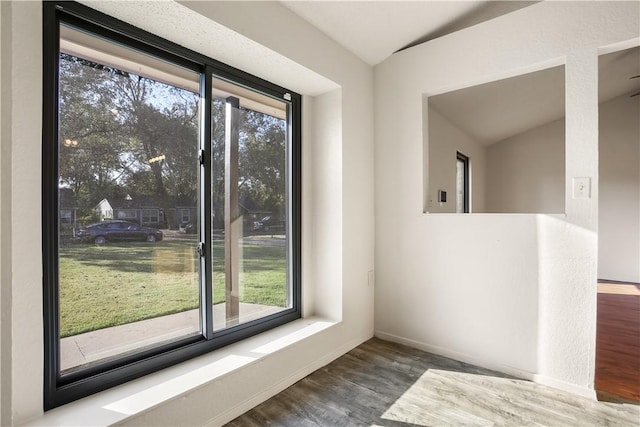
[280,1,538,66]
[429,46,640,145]
[280,2,638,144]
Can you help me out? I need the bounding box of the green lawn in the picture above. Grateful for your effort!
[59,239,286,337]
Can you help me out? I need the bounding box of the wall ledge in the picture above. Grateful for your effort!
[23,317,339,427]
[205,333,369,426]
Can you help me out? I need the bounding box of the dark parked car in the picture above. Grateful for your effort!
[76,220,163,245]
[252,215,286,232]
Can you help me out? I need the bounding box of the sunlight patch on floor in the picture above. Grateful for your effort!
[380,370,508,426]
[598,282,640,296]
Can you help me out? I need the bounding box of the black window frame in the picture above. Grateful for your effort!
[456,152,470,213]
[43,1,301,410]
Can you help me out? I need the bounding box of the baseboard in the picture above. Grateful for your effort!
[529,373,597,400]
[205,333,372,426]
[374,331,534,379]
[374,330,597,400]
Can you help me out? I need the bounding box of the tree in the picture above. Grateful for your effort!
[210,101,287,229]
[59,52,287,230]
[238,109,287,217]
[211,98,227,229]
[59,53,199,227]
[58,54,131,219]
[114,76,199,227]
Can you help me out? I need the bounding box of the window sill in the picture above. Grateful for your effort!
[25,317,338,427]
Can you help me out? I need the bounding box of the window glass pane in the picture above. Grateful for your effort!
[58,25,201,372]
[211,78,290,331]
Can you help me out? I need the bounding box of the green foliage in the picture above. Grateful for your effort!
[57,53,291,338]
[59,54,200,221]
[59,239,287,337]
[59,54,131,215]
[239,109,287,217]
[59,53,287,227]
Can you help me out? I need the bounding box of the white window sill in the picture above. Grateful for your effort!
[24,317,338,427]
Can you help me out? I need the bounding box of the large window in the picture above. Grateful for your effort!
[43,1,301,409]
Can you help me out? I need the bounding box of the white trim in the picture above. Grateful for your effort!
[374,330,597,400]
[529,373,597,400]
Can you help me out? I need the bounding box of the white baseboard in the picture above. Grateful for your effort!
[205,333,372,426]
[374,330,596,400]
[529,373,597,400]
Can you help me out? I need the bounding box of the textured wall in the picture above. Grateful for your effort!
[374,0,639,396]
[5,1,375,424]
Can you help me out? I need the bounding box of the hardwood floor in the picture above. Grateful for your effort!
[226,338,640,426]
[596,280,640,403]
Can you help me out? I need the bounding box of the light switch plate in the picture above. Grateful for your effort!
[572,177,591,199]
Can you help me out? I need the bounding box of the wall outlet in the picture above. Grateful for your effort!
[368,270,375,288]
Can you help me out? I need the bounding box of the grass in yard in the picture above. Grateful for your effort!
[59,238,286,337]
[212,241,288,307]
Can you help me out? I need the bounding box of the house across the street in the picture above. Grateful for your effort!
[94,195,196,229]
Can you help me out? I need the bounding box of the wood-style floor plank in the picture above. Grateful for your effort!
[226,338,640,426]
[596,281,640,402]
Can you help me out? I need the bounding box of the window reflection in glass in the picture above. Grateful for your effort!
[58,25,201,372]
[211,78,290,331]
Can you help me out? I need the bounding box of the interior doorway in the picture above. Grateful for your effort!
[595,280,640,402]
[596,46,640,403]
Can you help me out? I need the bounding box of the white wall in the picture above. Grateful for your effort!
[3,1,374,425]
[486,118,565,213]
[599,94,640,283]
[375,0,638,396]
[426,104,486,213]
[427,102,565,215]
[7,2,42,424]
[303,89,344,320]
[0,2,11,426]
